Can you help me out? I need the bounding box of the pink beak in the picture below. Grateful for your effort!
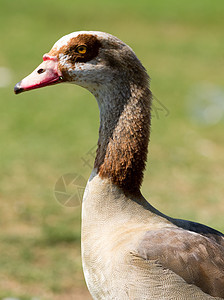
[14,54,63,94]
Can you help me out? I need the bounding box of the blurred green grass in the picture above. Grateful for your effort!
[0,0,224,299]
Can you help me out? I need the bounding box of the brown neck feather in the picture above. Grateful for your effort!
[94,78,152,194]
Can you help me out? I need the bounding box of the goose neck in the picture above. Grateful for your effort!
[93,81,152,194]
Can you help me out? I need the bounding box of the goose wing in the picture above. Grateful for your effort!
[128,227,224,299]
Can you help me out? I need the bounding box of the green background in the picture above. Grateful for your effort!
[0,0,223,299]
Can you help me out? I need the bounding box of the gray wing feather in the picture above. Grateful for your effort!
[135,227,224,298]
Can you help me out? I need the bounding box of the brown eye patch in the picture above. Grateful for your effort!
[60,34,102,64]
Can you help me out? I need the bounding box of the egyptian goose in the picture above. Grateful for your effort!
[14,31,224,299]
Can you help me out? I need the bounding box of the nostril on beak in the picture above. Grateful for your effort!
[37,68,45,74]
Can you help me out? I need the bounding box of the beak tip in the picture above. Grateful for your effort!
[14,82,24,94]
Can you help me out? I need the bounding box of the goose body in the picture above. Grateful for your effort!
[14,31,224,299]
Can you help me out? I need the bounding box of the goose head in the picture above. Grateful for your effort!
[14,31,151,193]
[14,31,148,95]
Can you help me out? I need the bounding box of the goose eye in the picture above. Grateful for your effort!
[76,45,87,54]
